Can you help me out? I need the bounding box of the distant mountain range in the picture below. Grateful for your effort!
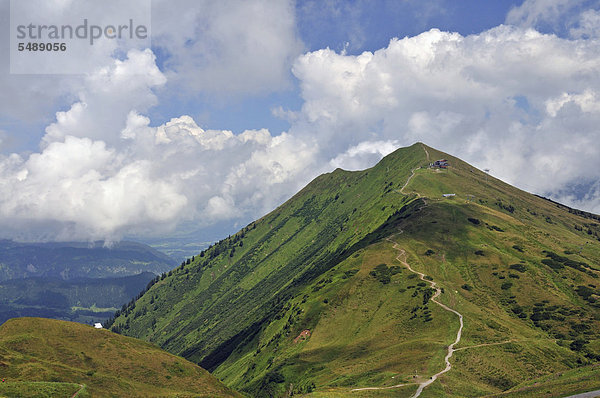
[108,143,600,397]
[0,272,157,325]
[0,239,173,281]
[0,240,175,326]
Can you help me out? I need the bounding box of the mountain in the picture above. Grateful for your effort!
[0,272,156,325]
[0,240,173,281]
[136,219,238,262]
[0,317,241,397]
[109,143,600,397]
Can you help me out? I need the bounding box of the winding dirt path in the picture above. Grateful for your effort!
[389,239,464,398]
[350,239,464,396]
[422,144,430,162]
[399,167,420,195]
[454,340,515,352]
[351,383,410,392]
[351,144,463,396]
[398,144,429,196]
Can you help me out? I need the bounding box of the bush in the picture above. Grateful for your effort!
[267,371,285,383]
[512,245,524,252]
[509,264,527,273]
[461,284,473,291]
[342,269,359,279]
[570,339,589,352]
[425,249,435,256]
[475,250,485,256]
[389,266,403,275]
[511,305,523,314]
[501,281,513,290]
[422,288,435,304]
[468,217,481,225]
[369,264,394,284]
[530,311,549,321]
[575,285,595,300]
[542,258,564,270]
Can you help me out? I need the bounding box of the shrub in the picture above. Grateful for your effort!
[570,339,589,352]
[461,284,473,291]
[369,264,394,284]
[542,258,564,270]
[575,285,595,300]
[342,269,359,279]
[468,217,481,225]
[389,266,403,275]
[530,311,549,321]
[509,264,527,273]
[512,245,524,252]
[511,305,523,314]
[422,288,435,304]
[425,249,435,256]
[501,281,513,290]
[475,250,485,256]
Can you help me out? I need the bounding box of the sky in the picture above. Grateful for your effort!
[1,0,600,244]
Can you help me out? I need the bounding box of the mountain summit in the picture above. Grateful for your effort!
[110,143,600,397]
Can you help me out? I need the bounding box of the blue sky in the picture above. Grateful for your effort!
[297,0,523,52]
[1,0,600,246]
[147,0,526,138]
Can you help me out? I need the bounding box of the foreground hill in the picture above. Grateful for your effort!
[111,143,600,397]
[0,317,240,397]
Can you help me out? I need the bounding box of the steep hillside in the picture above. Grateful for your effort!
[0,240,173,281]
[111,143,600,397]
[0,317,240,397]
[0,272,156,325]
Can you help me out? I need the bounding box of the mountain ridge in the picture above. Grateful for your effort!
[110,142,600,397]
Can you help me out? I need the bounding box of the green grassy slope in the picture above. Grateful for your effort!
[111,143,600,397]
[0,317,240,397]
[109,144,425,361]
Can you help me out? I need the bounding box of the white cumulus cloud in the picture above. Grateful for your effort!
[151,0,304,96]
[0,49,317,241]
